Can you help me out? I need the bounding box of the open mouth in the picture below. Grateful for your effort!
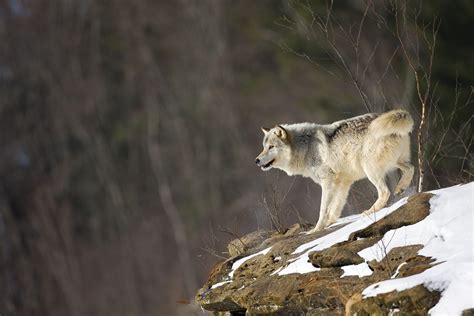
[261,159,275,170]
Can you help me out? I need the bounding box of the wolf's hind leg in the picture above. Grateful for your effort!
[363,171,390,216]
[394,161,414,194]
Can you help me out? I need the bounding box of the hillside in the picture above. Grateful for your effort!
[196,183,474,315]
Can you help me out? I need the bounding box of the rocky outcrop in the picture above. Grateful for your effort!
[195,190,471,315]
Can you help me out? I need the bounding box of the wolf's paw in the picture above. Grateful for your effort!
[361,208,377,218]
[306,227,320,234]
[307,224,325,234]
[394,186,405,195]
[362,209,373,215]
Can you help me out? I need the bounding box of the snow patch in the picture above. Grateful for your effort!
[391,262,407,279]
[278,198,408,276]
[361,183,474,315]
[341,262,373,277]
[209,246,272,290]
[229,246,272,278]
[209,183,474,315]
[211,281,231,289]
[277,183,474,314]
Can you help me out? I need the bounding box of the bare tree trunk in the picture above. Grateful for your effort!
[394,3,439,192]
[417,101,427,192]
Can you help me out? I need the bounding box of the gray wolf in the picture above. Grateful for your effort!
[255,110,414,233]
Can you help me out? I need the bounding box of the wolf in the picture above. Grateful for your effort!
[255,109,414,233]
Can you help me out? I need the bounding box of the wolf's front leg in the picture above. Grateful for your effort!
[308,181,334,233]
[326,181,352,226]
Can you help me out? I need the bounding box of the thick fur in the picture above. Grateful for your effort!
[256,110,414,232]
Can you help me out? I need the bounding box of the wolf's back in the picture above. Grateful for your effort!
[368,109,414,138]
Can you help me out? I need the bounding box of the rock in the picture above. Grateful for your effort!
[308,237,377,268]
[228,229,274,257]
[349,285,441,315]
[348,193,432,241]
[284,223,313,236]
[366,245,427,277]
[309,247,364,268]
[398,255,436,277]
[195,192,446,315]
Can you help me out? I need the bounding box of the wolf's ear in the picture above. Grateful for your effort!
[261,127,271,134]
[274,125,288,140]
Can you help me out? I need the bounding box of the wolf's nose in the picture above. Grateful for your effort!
[255,158,260,165]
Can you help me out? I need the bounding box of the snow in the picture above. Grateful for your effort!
[391,262,407,279]
[209,246,272,289]
[275,182,474,314]
[211,281,231,289]
[229,246,272,278]
[209,183,474,314]
[361,182,474,315]
[278,197,408,276]
[341,262,373,277]
[270,266,283,276]
[328,214,360,228]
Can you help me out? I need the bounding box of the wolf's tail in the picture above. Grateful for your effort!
[369,109,414,138]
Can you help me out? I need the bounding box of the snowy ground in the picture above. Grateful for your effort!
[277,197,408,276]
[224,183,474,315]
[211,246,272,289]
[361,183,474,315]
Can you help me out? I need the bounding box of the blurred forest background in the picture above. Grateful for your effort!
[0,0,472,315]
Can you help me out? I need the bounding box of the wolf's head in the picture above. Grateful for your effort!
[255,125,291,171]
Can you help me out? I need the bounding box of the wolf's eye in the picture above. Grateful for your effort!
[268,145,274,150]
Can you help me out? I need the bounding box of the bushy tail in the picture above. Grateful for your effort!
[369,109,414,138]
